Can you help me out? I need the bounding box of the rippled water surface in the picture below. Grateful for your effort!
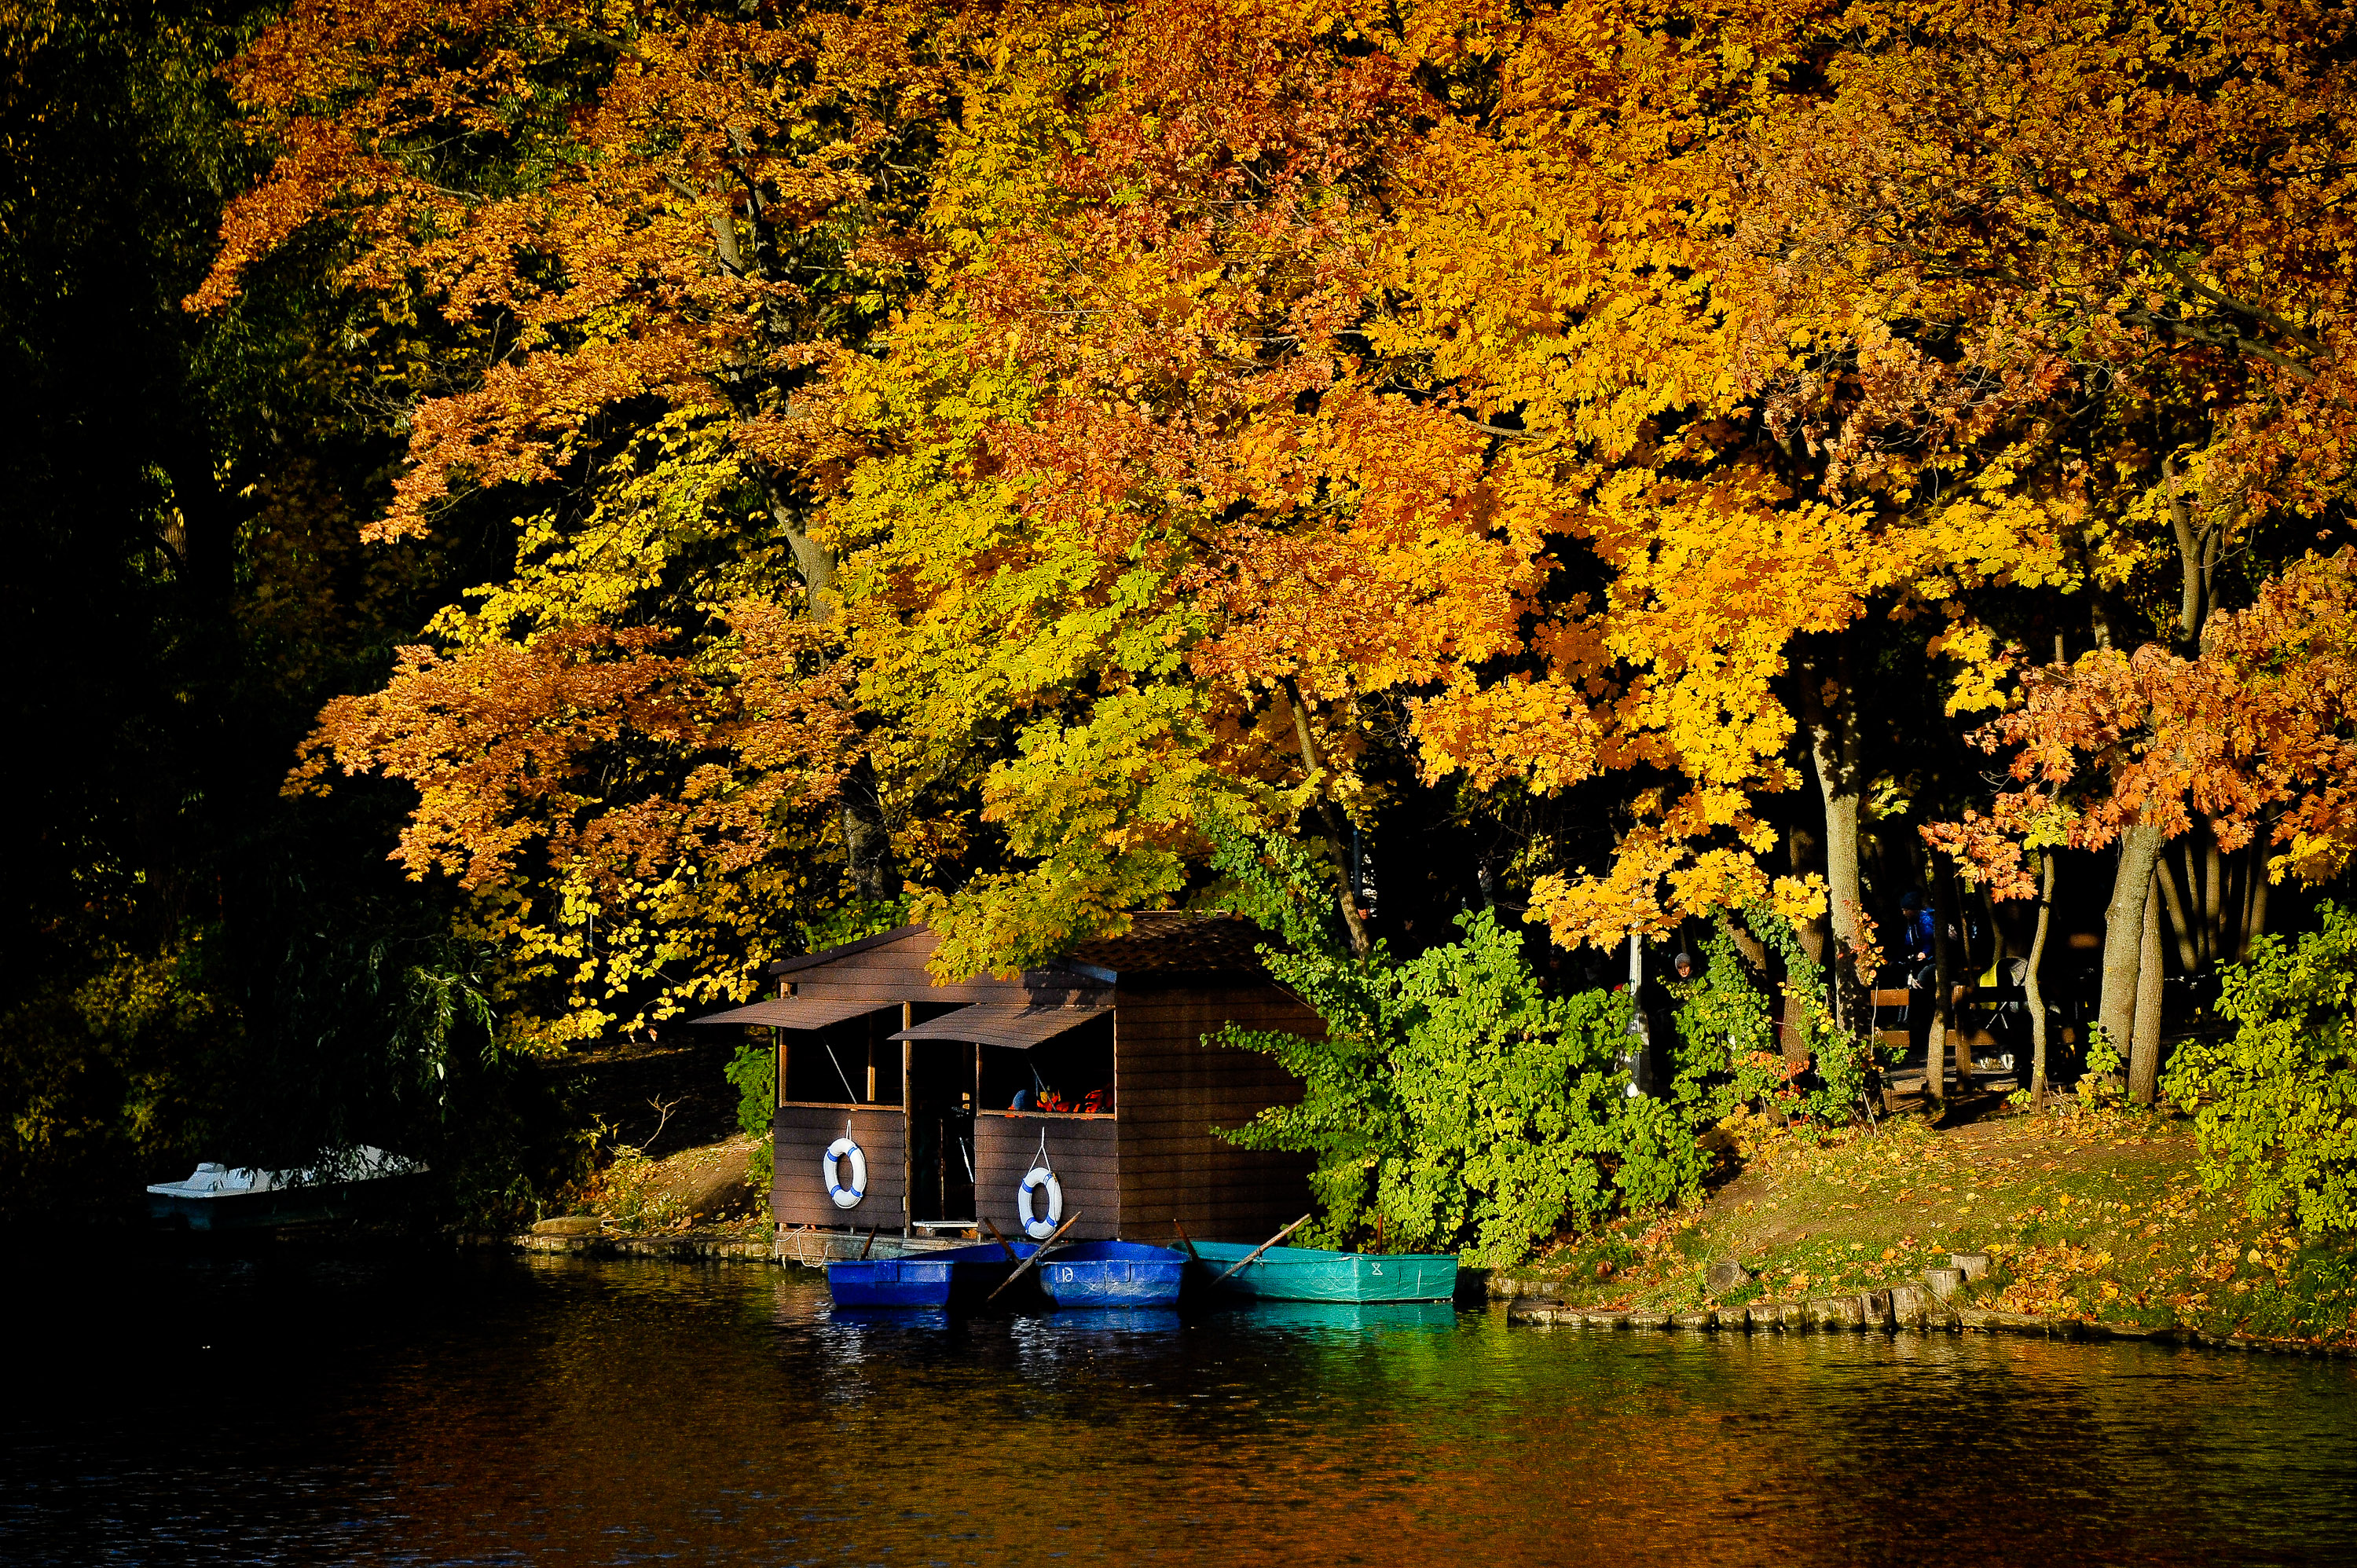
[5,1247,2355,1565]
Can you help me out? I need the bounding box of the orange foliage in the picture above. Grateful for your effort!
[1934,551,2357,896]
[194,0,2357,1029]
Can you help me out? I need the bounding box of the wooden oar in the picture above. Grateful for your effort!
[1171,1218,1202,1262]
[981,1215,1021,1262]
[858,1225,880,1260]
[986,1212,1082,1302]
[1214,1214,1311,1283]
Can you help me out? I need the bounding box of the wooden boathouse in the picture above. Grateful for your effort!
[694,914,1317,1244]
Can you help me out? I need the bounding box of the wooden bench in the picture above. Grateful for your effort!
[1863,986,2034,1052]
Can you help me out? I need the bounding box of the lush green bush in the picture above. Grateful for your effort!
[2164,902,2357,1235]
[724,1040,777,1192]
[1204,821,1706,1267]
[1667,908,1878,1129]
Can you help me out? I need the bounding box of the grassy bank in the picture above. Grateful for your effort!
[1505,1105,2357,1349]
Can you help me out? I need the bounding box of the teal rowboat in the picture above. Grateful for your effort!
[1188,1243,1457,1303]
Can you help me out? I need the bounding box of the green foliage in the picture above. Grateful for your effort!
[801,896,914,956]
[724,1039,777,1190]
[587,1144,687,1233]
[0,925,233,1223]
[1200,812,1349,962]
[1206,820,1705,1268]
[2164,902,2357,1234]
[725,1042,776,1141]
[1667,906,1882,1130]
[2093,1023,2131,1084]
[1666,920,1786,1123]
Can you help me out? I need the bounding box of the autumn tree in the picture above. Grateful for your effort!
[190,0,983,1042]
[1743,0,2357,1085]
[813,0,1563,974]
[1937,551,2357,1101]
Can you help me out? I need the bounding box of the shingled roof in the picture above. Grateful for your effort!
[759,909,1277,984]
[1060,910,1275,980]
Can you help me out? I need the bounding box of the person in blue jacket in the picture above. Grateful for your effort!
[1900,891,1938,988]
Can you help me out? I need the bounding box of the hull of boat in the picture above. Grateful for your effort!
[825,1255,959,1307]
[826,1241,1037,1309]
[1188,1244,1458,1302]
[145,1175,420,1231]
[1038,1242,1186,1308]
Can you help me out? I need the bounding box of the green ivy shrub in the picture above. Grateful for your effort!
[724,1039,776,1192]
[2164,902,2357,1234]
[1203,819,1707,1267]
[1668,907,1879,1129]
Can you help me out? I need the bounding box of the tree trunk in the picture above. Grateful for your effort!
[838,753,900,902]
[2025,850,2055,1105]
[1926,852,1959,1103]
[768,490,841,626]
[1282,679,1372,958]
[764,482,893,897]
[2099,820,2166,1075]
[1797,637,1865,1031]
[2155,843,2199,972]
[2242,844,2271,961]
[2201,833,2224,966]
[2130,874,2165,1105]
[1940,864,1974,1086]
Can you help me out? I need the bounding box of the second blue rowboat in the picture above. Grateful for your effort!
[1036,1240,1187,1308]
[1188,1244,1458,1303]
[825,1240,1036,1309]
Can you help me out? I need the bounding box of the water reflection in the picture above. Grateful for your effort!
[1032,1306,1185,1334]
[4,1248,2353,1565]
[1223,1299,1458,1336]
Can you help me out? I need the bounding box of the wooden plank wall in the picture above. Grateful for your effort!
[773,1104,907,1229]
[1114,984,1315,1242]
[974,1112,1118,1240]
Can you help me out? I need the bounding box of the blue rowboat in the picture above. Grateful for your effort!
[825,1240,1036,1309]
[1037,1240,1186,1309]
[1187,1244,1458,1303]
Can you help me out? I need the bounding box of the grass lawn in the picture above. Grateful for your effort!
[1505,1103,2357,1348]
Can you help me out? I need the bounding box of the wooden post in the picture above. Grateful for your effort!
[774,979,788,1114]
[902,1002,914,1237]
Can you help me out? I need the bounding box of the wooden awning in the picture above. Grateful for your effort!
[889,997,1112,1050]
[689,995,892,1029]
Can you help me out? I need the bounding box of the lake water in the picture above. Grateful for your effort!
[5,1247,2355,1565]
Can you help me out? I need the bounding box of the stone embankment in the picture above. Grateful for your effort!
[465,1214,778,1264]
[1505,1249,2351,1357]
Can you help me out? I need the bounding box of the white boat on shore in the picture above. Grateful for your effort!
[146,1145,427,1230]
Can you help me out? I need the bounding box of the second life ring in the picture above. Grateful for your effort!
[1017,1165,1064,1240]
[823,1137,867,1210]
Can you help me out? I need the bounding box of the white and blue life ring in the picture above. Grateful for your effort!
[1017,1165,1064,1240]
[823,1137,867,1210]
